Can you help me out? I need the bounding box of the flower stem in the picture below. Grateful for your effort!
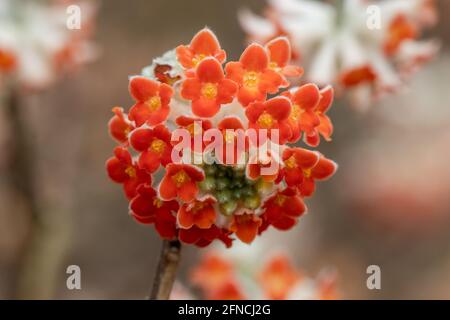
[149,240,182,300]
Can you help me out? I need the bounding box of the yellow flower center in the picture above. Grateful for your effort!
[201,83,218,99]
[192,201,206,213]
[186,123,202,136]
[224,131,235,144]
[153,198,163,208]
[275,194,287,207]
[243,71,260,90]
[257,112,274,128]
[303,168,312,178]
[151,139,165,154]
[284,155,297,169]
[172,170,190,187]
[290,104,301,121]
[192,54,206,66]
[125,166,136,178]
[146,96,161,111]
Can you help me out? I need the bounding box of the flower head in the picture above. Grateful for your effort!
[106,29,336,247]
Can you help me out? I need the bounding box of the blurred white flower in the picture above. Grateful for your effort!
[0,0,98,91]
[240,0,439,109]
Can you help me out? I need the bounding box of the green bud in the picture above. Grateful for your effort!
[216,177,230,190]
[220,201,238,216]
[198,176,215,192]
[242,186,256,197]
[244,194,260,209]
[216,189,232,203]
[204,165,216,176]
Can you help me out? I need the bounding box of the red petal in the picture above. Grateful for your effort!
[245,101,266,123]
[292,84,320,110]
[138,150,161,173]
[106,157,128,183]
[312,157,337,180]
[129,77,159,102]
[178,205,195,229]
[159,175,178,200]
[218,117,244,130]
[266,96,291,120]
[217,79,238,104]
[317,86,334,113]
[190,28,222,56]
[259,69,283,94]
[181,78,202,100]
[266,37,290,67]
[178,181,199,202]
[240,44,269,72]
[130,128,153,152]
[192,97,221,118]
[196,57,224,83]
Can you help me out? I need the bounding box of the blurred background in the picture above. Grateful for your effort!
[1,0,450,299]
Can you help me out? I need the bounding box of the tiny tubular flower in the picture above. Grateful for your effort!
[177,196,217,229]
[130,184,179,239]
[262,188,306,230]
[246,96,292,145]
[176,28,226,69]
[258,254,300,300]
[129,124,173,173]
[108,107,135,144]
[298,154,338,197]
[181,57,237,117]
[106,146,151,200]
[159,163,205,202]
[225,43,284,106]
[230,213,262,244]
[128,76,174,127]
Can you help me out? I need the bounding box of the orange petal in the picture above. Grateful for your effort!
[266,37,290,67]
[293,83,320,110]
[191,28,222,56]
[240,43,269,72]
[197,57,224,83]
[129,77,159,102]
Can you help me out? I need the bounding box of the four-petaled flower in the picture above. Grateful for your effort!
[178,196,217,229]
[130,124,173,173]
[159,163,205,202]
[128,76,173,126]
[108,106,134,144]
[176,28,226,69]
[130,184,179,239]
[246,96,292,145]
[181,57,237,117]
[226,43,284,106]
[106,146,151,199]
[262,188,306,231]
[230,212,262,244]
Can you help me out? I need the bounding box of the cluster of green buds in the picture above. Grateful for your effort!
[199,164,264,216]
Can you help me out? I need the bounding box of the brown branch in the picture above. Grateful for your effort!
[149,240,182,300]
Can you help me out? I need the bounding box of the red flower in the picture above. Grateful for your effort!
[263,188,306,230]
[225,43,284,106]
[177,196,217,229]
[299,155,337,197]
[175,116,213,152]
[108,106,134,144]
[129,124,172,173]
[259,254,300,300]
[181,57,237,117]
[384,15,418,56]
[340,65,376,88]
[158,163,205,202]
[303,86,334,147]
[265,37,303,86]
[247,149,281,182]
[283,84,321,143]
[246,96,292,145]
[190,252,234,293]
[0,49,17,73]
[215,117,247,165]
[230,213,262,244]
[176,28,226,69]
[179,225,232,248]
[282,147,320,187]
[129,184,179,239]
[128,76,173,126]
[106,146,151,199]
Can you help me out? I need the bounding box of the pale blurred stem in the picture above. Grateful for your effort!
[6,87,39,222]
[7,86,70,299]
[150,240,182,300]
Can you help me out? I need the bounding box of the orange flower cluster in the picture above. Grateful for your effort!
[106,29,336,247]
